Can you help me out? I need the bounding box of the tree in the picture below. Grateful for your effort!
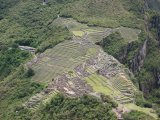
[25,68,35,77]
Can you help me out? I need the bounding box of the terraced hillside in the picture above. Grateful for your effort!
[22,18,158,118]
[1,0,160,119]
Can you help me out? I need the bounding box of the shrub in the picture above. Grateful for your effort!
[24,68,35,78]
[11,43,19,48]
[101,94,118,108]
[143,101,152,108]
[156,109,160,118]
[135,93,144,107]
[0,16,3,20]
[135,92,152,108]
[40,94,117,120]
[0,48,30,80]
[15,39,34,47]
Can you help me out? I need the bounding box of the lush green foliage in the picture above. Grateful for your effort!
[136,98,152,108]
[24,68,35,78]
[101,94,118,108]
[0,45,31,80]
[60,0,143,28]
[0,0,19,17]
[135,38,160,106]
[12,94,117,120]
[123,0,144,18]
[123,110,156,120]
[98,32,125,57]
[0,67,44,119]
[0,0,71,51]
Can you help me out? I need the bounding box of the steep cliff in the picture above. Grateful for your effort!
[129,40,147,73]
[99,33,147,74]
[150,15,160,45]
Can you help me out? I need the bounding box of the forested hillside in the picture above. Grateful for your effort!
[0,0,160,119]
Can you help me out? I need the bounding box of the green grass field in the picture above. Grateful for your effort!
[115,27,141,42]
[85,74,115,95]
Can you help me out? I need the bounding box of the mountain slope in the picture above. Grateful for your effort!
[60,0,144,28]
[0,0,159,119]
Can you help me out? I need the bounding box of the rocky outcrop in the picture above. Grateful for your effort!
[129,40,147,73]
[117,42,134,64]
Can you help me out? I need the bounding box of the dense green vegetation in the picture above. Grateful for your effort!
[0,0,71,80]
[0,0,71,51]
[135,93,152,108]
[0,67,44,119]
[0,0,19,17]
[97,32,125,57]
[135,13,160,108]
[123,110,156,120]
[24,68,35,78]
[2,94,117,120]
[0,44,31,80]
[60,0,144,28]
[39,94,116,120]
[137,40,160,109]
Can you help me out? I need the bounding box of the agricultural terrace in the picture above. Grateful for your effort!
[23,18,157,118]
